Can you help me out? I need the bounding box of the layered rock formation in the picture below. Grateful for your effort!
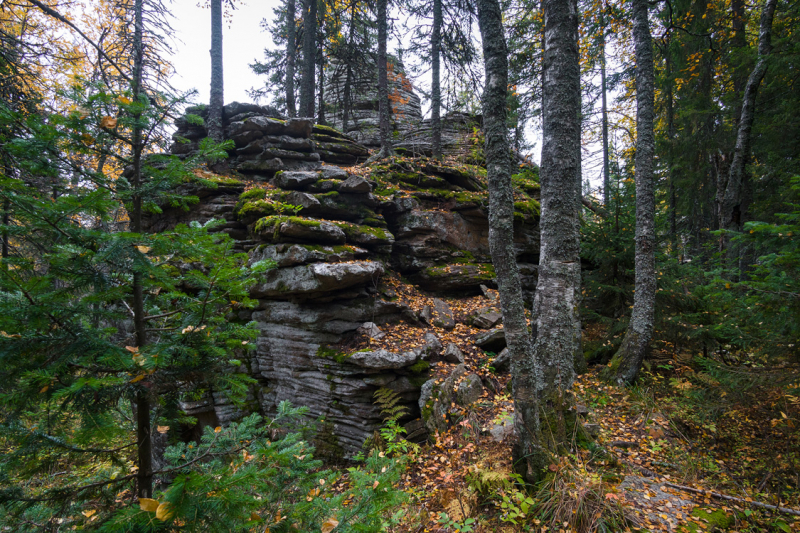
[323,58,423,146]
[151,107,541,455]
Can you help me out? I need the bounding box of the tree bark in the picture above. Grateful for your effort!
[285,0,297,117]
[531,0,581,481]
[341,2,358,133]
[374,0,393,159]
[208,0,224,142]
[132,0,152,499]
[431,0,443,159]
[607,0,656,385]
[666,35,677,243]
[600,6,610,206]
[720,0,777,247]
[299,0,317,117]
[317,39,326,125]
[476,0,541,486]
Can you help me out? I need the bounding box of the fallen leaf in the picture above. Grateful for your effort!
[155,502,174,521]
[139,498,159,512]
[321,518,339,533]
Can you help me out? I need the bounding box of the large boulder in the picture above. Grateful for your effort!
[251,260,384,298]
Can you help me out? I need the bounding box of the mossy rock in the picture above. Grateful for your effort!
[689,507,733,531]
[316,345,350,364]
[236,199,278,224]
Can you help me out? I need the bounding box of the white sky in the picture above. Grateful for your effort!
[169,0,281,105]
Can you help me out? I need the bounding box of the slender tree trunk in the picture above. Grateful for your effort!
[531,0,582,481]
[286,0,297,117]
[208,0,224,142]
[299,0,317,117]
[666,38,677,243]
[374,0,393,159]
[431,0,442,159]
[600,8,610,206]
[607,0,656,385]
[476,0,541,485]
[720,0,777,250]
[132,0,152,499]
[1,197,9,263]
[317,41,326,125]
[341,3,358,133]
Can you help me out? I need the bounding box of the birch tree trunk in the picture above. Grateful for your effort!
[285,0,297,117]
[299,0,317,117]
[720,0,777,248]
[532,0,581,480]
[607,0,656,385]
[431,0,442,159]
[476,0,541,485]
[208,0,224,142]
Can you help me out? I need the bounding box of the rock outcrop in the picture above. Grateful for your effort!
[147,105,541,455]
[323,58,423,146]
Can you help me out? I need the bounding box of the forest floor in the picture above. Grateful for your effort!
[349,275,800,533]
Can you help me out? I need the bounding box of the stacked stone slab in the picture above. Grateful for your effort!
[323,58,423,146]
[151,107,540,454]
[171,102,369,169]
[395,112,483,159]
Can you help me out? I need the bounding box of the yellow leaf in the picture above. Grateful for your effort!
[100,116,117,129]
[321,518,339,533]
[82,509,97,517]
[155,502,174,521]
[126,346,139,353]
[157,425,170,434]
[136,245,151,253]
[372,480,379,489]
[39,385,49,393]
[214,426,222,433]
[130,374,146,383]
[118,96,132,105]
[249,512,262,521]
[139,498,159,512]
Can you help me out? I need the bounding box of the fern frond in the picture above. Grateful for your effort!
[373,387,407,422]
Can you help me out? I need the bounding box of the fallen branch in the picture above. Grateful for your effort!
[665,482,800,517]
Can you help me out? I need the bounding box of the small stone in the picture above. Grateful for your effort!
[339,175,372,193]
[480,284,497,300]
[357,322,385,340]
[492,347,511,373]
[468,306,503,329]
[273,170,319,190]
[432,298,455,330]
[583,423,600,438]
[442,343,465,364]
[419,305,433,325]
[474,328,506,352]
[421,332,443,359]
[457,374,483,405]
[489,417,515,443]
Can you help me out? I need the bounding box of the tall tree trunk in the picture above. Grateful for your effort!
[531,0,581,481]
[607,0,656,385]
[600,7,610,206]
[317,41,326,125]
[720,0,777,250]
[299,0,317,117]
[666,36,677,243]
[285,0,297,117]
[341,2,358,133]
[431,0,442,159]
[208,0,224,142]
[132,0,152,499]
[1,197,9,264]
[476,0,541,485]
[374,0,392,159]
